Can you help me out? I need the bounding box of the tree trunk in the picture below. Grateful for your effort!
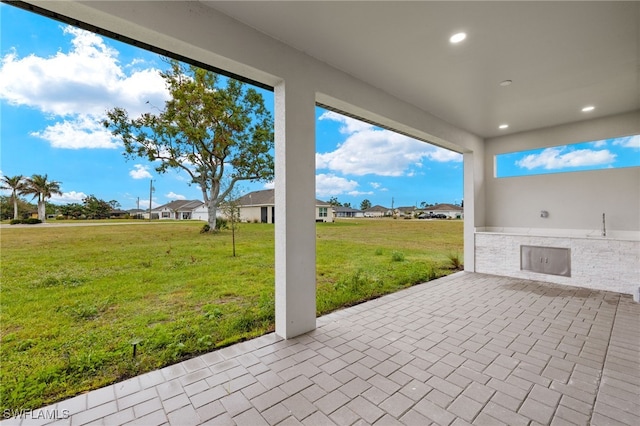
[12,197,18,220]
[38,200,46,222]
[207,200,218,231]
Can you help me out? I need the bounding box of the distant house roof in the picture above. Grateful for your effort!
[235,189,330,207]
[396,206,416,213]
[365,205,390,212]
[427,203,463,211]
[154,200,203,212]
[334,206,363,214]
[235,189,274,206]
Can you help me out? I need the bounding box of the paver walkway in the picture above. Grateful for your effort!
[4,272,639,425]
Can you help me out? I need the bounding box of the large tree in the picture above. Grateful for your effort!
[23,174,62,222]
[328,196,342,207]
[59,202,85,219]
[82,195,112,219]
[1,175,26,220]
[104,59,274,231]
[360,199,372,211]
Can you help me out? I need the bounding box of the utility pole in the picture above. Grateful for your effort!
[148,179,154,221]
[391,197,395,218]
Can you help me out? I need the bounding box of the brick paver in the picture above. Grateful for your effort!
[3,273,639,425]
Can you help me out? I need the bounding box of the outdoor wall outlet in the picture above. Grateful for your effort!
[540,210,549,218]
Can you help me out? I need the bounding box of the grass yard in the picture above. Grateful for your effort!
[0,219,462,411]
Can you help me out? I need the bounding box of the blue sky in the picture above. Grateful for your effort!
[496,136,640,178]
[1,4,637,211]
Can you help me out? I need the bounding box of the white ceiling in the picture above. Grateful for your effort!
[204,1,639,139]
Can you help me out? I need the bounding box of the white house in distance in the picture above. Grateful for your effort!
[423,204,464,219]
[152,200,205,221]
[333,206,364,218]
[233,189,334,223]
[363,205,392,218]
[27,1,639,341]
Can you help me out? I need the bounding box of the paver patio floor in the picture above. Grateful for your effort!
[4,272,639,425]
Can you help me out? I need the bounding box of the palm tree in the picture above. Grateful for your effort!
[23,174,62,222]
[1,175,26,220]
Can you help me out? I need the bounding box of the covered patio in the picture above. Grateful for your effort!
[5,1,639,424]
[7,273,639,425]
[14,0,639,336]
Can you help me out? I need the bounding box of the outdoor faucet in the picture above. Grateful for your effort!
[602,213,606,237]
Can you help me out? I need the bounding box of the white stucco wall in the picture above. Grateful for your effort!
[478,111,640,297]
[483,111,640,232]
[191,205,209,222]
[237,206,267,223]
[315,206,334,222]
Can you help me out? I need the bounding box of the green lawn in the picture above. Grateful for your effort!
[0,219,462,411]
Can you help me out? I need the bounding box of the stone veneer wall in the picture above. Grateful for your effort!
[475,232,640,299]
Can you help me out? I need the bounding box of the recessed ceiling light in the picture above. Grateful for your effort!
[499,80,513,87]
[450,32,467,44]
[581,105,595,112]
[499,124,509,129]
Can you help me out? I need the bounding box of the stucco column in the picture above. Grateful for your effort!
[274,78,317,339]
[463,149,485,272]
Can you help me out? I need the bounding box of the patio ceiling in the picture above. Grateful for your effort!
[204,1,640,139]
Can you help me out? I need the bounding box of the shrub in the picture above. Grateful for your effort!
[200,224,211,234]
[446,252,463,270]
[215,218,228,230]
[391,251,405,262]
[10,218,42,225]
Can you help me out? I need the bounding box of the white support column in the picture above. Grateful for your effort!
[463,149,485,272]
[273,79,317,339]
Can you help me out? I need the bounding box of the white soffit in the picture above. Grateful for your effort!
[204,1,640,138]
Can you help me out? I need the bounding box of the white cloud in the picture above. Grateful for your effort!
[428,147,463,162]
[347,190,374,197]
[31,115,120,149]
[263,181,275,189]
[0,25,168,149]
[0,26,167,117]
[370,182,381,189]
[50,190,87,204]
[516,146,616,170]
[137,198,160,209]
[129,164,153,179]
[315,173,359,197]
[613,135,640,149]
[317,111,462,176]
[165,192,186,200]
[319,111,375,135]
